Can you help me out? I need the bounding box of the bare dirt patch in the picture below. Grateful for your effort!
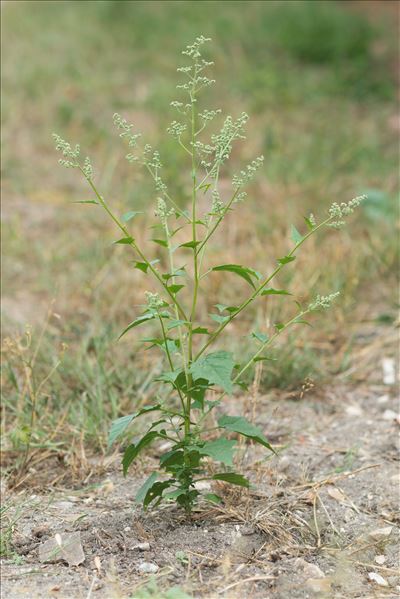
[1,383,399,598]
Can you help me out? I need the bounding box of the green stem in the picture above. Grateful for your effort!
[196,187,240,257]
[157,312,186,417]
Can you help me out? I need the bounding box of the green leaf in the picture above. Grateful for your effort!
[277,255,296,265]
[120,310,170,339]
[108,404,161,446]
[114,236,134,245]
[122,210,143,222]
[290,224,303,244]
[190,351,234,394]
[251,331,269,343]
[211,264,260,289]
[275,322,285,331]
[134,261,149,273]
[156,369,183,384]
[210,313,230,324]
[192,327,209,335]
[214,304,238,314]
[218,415,275,452]
[122,431,160,476]
[261,288,291,296]
[167,319,188,330]
[304,216,314,230]
[212,472,249,487]
[72,199,98,205]
[168,284,184,294]
[135,472,158,504]
[199,438,236,466]
[293,318,312,327]
[162,267,186,280]
[159,449,184,468]
[152,238,168,247]
[119,313,156,338]
[204,493,222,504]
[143,480,172,509]
[179,240,201,249]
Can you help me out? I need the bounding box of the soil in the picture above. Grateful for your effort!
[1,382,399,599]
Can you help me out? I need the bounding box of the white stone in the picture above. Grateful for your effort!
[368,572,388,587]
[382,409,398,420]
[375,555,386,565]
[345,405,363,417]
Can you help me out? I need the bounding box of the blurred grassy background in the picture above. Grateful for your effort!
[1,1,398,466]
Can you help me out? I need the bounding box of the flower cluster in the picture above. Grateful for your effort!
[113,113,142,163]
[199,109,221,124]
[82,156,93,180]
[143,146,168,194]
[308,292,340,311]
[167,120,187,139]
[328,195,366,228]
[209,112,249,176]
[145,291,165,310]
[232,156,264,190]
[210,190,225,216]
[182,36,211,61]
[309,213,317,227]
[155,197,174,226]
[175,38,215,95]
[52,133,80,168]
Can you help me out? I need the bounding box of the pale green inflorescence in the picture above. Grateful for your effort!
[155,197,174,226]
[308,292,340,312]
[309,213,317,227]
[328,194,366,228]
[145,291,165,311]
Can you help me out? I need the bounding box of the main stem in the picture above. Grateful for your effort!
[185,81,198,440]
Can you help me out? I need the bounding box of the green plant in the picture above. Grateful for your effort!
[53,37,364,513]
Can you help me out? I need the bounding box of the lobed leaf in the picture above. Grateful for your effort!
[199,438,236,466]
[190,351,234,394]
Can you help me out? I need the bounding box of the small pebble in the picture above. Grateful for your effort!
[124,527,131,532]
[133,543,150,551]
[138,562,158,574]
[382,409,398,421]
[375,555,386,565]
[368,572,389,587]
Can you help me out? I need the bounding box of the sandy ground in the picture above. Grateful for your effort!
[1,381,399,599]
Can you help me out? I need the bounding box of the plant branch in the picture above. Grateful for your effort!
[195,216,333,360]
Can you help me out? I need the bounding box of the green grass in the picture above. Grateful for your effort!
[1,0,398,468]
